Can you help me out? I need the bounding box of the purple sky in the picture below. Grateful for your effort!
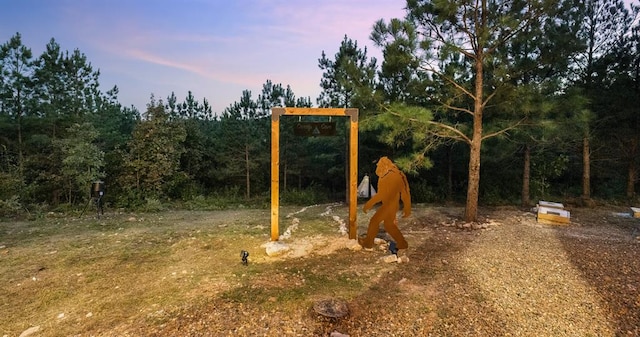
[1,0,406,114]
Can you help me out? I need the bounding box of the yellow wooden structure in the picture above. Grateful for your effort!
[271,107,359,241]
[536,200,571,225]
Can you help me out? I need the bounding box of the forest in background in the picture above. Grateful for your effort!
[1,0,639,219]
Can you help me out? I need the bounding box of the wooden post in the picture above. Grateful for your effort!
[347,109,358,240]
[270,110,281,241]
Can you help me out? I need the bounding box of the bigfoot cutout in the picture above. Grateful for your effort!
[360,157,411,250]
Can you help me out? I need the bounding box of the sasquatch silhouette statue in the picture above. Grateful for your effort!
[360,156,411,250]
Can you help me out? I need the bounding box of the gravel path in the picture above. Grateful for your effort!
[457,216,615,336]
[422,208,639,337]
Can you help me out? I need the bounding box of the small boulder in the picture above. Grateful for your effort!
[263,241,290,257]
[19,326,40,337]
[313,298,349,318]
[381,254,398,263]
[346,239,362,251]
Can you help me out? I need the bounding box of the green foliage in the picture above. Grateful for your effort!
[280,186,330,206]
[364,103,435,174]
[142,197,166,212]
[317,35,378,109]
[111,189,143,210]
[181,186,271,211]
[0,195,22,218]
[123,97,187,198]
[183,195,223,211]
[91,86,138,152]
[3,2,640,212]
[371,18,430,106]
[409,180,444,203]
[217,89,270,199]
[55,122,105,204]
[0,170,22,199]
[0,32,33,180]
[532,153,570,199]
[164,171,202,200]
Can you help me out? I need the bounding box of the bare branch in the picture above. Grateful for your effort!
[481,118,526,141]
[486,6,545,55]
[481,90,498,109]
[383,107,471,144]
[426,120,471,144]
[421,63,475,100]
[440,101,474,116]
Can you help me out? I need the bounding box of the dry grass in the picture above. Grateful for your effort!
[2,205,383,336]
[1,208,276,336]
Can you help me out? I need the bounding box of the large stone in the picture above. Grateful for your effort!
[263,241,290,257]
[381,254,398,263]
[345,239,362,251]
[313,298,349,318]
[19,326,40,337]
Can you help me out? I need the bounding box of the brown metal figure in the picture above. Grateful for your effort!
[359,156,411,250]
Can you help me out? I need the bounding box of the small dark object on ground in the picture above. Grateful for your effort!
[389,241,398,255]
[241,250,249,265]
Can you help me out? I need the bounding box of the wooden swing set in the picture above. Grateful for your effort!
[270,107,359,241]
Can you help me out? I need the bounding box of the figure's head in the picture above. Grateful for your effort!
[375,156,396,177]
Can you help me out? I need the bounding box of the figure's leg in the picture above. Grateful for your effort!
[383,216,408,249]
[360,210,384,248]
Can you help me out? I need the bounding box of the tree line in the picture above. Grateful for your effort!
[1,0,639,220]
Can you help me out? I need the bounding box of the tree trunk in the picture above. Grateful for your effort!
[582,136,591,201]
[465,138,482,222]
[464,56,484,222]
[135,154,140,191]
[521,144,531,207]
[447,145,453,203]
[14,88,25,187]
[627,138,638,199]
[628,161,637,199]
[245,143,251,199]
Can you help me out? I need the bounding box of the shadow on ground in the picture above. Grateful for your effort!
[553,207,640,336]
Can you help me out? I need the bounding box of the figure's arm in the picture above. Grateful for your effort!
[400,172,411,217]
[363,176,388,213]
[363,188,383,213]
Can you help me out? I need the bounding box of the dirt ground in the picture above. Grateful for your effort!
[118,204,640,337]
[3,204,639,337]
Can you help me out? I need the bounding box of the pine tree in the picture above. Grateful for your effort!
[124,96,186,198]
[0,32,34,179]
[371,0,558,221]
[218,90,268,199]
[317,35,377,109]
[572,0,636,203]
[55,122,104,203]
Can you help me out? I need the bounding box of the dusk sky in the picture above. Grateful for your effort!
[1,0,406,114]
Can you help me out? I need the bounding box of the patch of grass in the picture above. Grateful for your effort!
[0,210,264,336]
[280,187,330,205]
[0,204,396,336]
[219,259,369,314]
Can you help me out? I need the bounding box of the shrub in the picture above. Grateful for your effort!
[142,197,166,212]
[280,187,329,205]
[0,196,23,218]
